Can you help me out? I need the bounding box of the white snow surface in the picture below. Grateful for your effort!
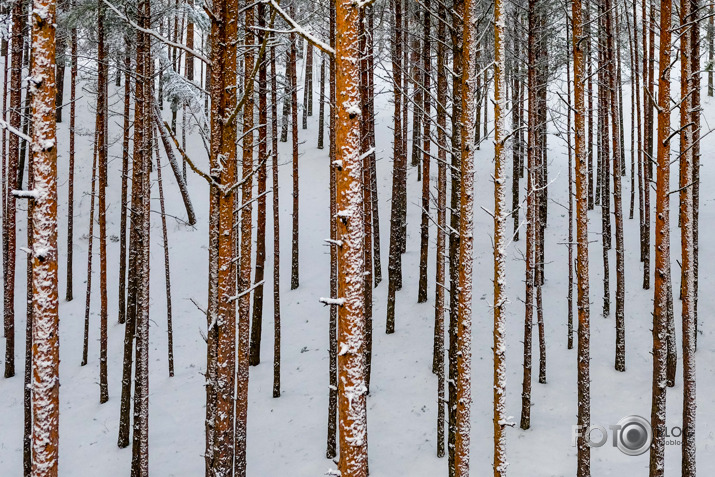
[2,56,715,476]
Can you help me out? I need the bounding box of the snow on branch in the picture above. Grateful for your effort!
[162,120,216,187]
[228,280,266,303]
[264,0,335,56]
[359,147,375,162]
[103,0,211,66]
[12,189,39,199]
[225,9,278,128]
[319,297,345,307]
[0,119,31,142]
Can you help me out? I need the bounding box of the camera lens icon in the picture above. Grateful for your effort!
[616,415,652,456]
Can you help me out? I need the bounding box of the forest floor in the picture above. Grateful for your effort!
[1,58,715,476]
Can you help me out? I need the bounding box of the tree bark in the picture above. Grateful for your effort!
[4,0,26,379]
[493,0,508,470]
[335,1,369,475]
[386,0,404,334]
[649,0,672,470]
[434,1,448,458]
[454,0,476,473]
[118,43,131,322]
[29,0,60,469]
[96,0,109,403]
[572,0,592,472]
[417,0,431,304]
[326,0,338,459]
[290,16,300,290]
[155,133,175,377]
[250,1,268,367]
[270,40,281,398]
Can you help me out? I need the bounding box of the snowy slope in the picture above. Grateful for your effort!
[1,55,714,476]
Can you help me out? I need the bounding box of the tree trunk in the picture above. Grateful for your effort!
[566,14,574,350]
[681,0,699,471]
[454,0,476,473]
[96,0,109,403]
[386,0,404,334]
[606,0,625,372]
[290,18,300,291]
[155,133,174,377]
[417,0,431,304]
[205,0,238,470]
[66,21,78,302]
[709,3,713,96]
[326,0,338,459]
[130,2,152,472]
[359,7,374,392]
[250,1,268,367]
[118,43,131,322]
[493,0,508,470]
[270,40,281,398]
[318,56,325,149]
[572,0,592,472]
[81,147,98,367]
[335,2,369,475]
[235,3,255,475]
[302,43,312,129]
[520,0,538,429]
[29,0,60,469]
[4,0,26,379]
[649,0,672,470]
[433,1,448,458]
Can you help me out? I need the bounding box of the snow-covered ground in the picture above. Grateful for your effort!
[1,56,714,476]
